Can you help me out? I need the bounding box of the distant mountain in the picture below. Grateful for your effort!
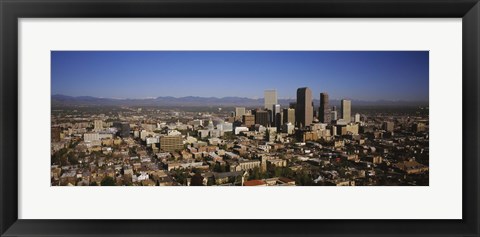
[51,94,428,107]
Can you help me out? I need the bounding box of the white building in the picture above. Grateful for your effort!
[140,130,156,141]
[98,133,113,140]
[234,126,249,135]
[354,113,361,123]
[146,136,160,145]
[94,119,103,132]
[235,107,246,117]
[134,172,149,182]
[341,99,352,122]
[264,89,278,110]
[331,110,338,121]
[84,133,99,142]
[217,122,233,132]
[282,123,295,135]
[167,130,182,136]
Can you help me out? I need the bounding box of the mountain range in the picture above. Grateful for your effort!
[51,94,428,107]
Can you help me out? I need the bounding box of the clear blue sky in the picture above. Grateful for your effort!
[51,51,429,101]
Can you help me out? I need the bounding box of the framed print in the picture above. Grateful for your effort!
[1,0,479,236]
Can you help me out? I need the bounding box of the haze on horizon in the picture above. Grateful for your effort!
[51,51,429,102]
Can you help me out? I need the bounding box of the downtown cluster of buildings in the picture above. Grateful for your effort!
[234,88,358,141]
[51,87,429,186]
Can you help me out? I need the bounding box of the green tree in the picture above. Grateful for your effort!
[190,173,204,186]
[100,176,116,186]
[249,167,262,180]
[68,154,79,165]
[213,163,226,172]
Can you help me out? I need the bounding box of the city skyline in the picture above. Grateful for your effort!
[52,51,429,101]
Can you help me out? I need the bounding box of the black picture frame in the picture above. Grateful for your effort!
[1,0,479,236]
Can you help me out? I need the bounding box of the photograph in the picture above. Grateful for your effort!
[3,0,478,235]
[50,51,429,187]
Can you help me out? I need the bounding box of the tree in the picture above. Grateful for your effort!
[213,163,226,172]
[249,167,261,180]
[68,154,79,165]
[100,176,115,186]
[89,181,98,186]
[190,173,204,186]
[51,148,68,165]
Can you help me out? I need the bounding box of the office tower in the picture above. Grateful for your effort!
[113,122,130,137]
[354,113,361,123]
[283,108,295,125]
[264,89,278,110]
[331,111,338,121]
[267,109,273,125]
[289,102,296,109]
[243,114,255,127]
[254,110,270,127]
[319,93,331,124]
[331,106,338,121]
[282,123,295,134]
[275,113,283,130]
[94,119,103,132]
[272,104,281,124]
[235,107,246,118]
[413,122,426,132]
[383,121,394,132]
[296,87,313,128]
[341,99,352,122]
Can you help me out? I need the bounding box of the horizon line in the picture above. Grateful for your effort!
[51,94,429,103]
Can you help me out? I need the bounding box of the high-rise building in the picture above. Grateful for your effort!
[94,119,103,132]
[319,93,331,124]
[383,121,394,132]
[275,113,283,130]
[341,99,352,122]
[235,107,246,118]
[296,87,313,128]
[331,106,338,121]
[264,90,278,110]
[413,122,426,132]
[283,108,295,125]
[243,114,255,127]
[272,104,281,124]
[354,113,361,123]
[254,110,270,127]
[113,122,130,137]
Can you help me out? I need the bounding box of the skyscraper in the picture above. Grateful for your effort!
[283,108,295,125]
[235,107,246,118]
[331,106,338,121]
[264,89,278,110]
[275,113,283,131]
[296,87,313,128]
[243,114,255,127]
[94,119,103,132]
[341,99,352,122]
[113,122,131,138]
[383,121,394,132]
[354,113,361,123]
[319,93,331,124]
[272,104,281,124]
[254,110,270,127]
